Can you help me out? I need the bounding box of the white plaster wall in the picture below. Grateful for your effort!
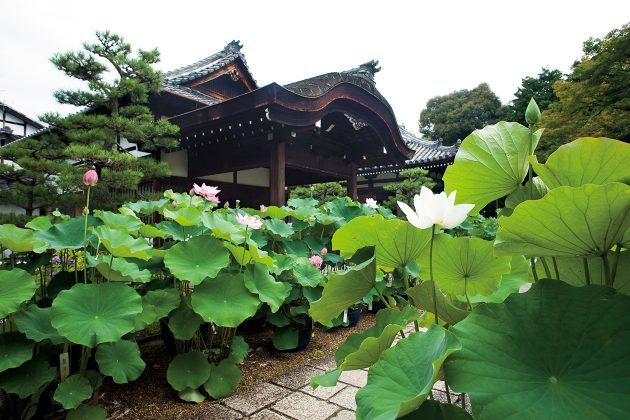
[161,150,188,177]
[200,168,270,187]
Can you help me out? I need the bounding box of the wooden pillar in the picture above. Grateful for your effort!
[269,142,286,206]
[347,163,358,201]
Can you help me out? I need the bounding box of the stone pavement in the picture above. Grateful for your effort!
[192,325,468,419]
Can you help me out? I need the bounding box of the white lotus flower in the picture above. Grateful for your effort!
[397,187,474,229]
[365,198,379,209]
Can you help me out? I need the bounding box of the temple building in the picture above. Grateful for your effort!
[151,41,458,206]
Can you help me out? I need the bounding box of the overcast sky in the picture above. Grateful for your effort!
[1,1,628,134]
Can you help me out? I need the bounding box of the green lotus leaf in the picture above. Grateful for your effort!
[94,210,144,234]
[168,299,204,340]
[96,340,145,384]
[225,242,273,266]
[270,254,295,275]
[162,206,201,226]
[229,335,249,364]
[178,387,206,403]
[154,220,204,241]
[53,374,93,410]
[495,183,630,257]
[51,283,142,347]
[167,351,211,392]
[504,177,548,210]
[262,205,290,219]
[443,121,543,214]
[465,255,530,304]
[191,273,260,327]
[13,304,65,344]
[135,288,181,330]
[66,404,107,420]
[164,236,229,285]
[0,357,56,398]
[445,280,630,419]
[0,333,33,373]
[267,312,291,328]
[355,325,461,419]
[25,216,53,231]
[200,212,245,244]
[406,281,468,325]
[292,260,326,288]
[244,263,290,312]
[310,257,376,327]
[531,137,630,189]
[123,198,169,215]
[287,197,319,208]
[280,240,310,257]
[399,400,474,420]
[138,224,166,239]
[93,226,152,260]
[203,358,242,398]
[332,216,431,271]
[87,254,152,283]
[35,216,102,250]
[264,219,295,238]
[0,268,37,318]
[311,368,342,388]
[0,224,46,252]
[272,326,299,350]
[419,235,511,297]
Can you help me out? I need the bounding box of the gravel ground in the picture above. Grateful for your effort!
[98,313,376,419]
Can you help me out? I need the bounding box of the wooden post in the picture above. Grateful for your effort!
[347,163,358,201]
[269,142,286,206]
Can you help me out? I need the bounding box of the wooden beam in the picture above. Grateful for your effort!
[269,142,286,206]
[348,163,358,200]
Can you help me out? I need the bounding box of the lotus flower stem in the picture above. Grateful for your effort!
[531,258,539,283]
[240,226,249,273]
[540,257,552,279]
[610,246,621,285]
[464,277,473,312]
[583,258,591,285]
[602,254,612,287]
[552,257,561,281]
[445,381,452,404]
[82,186,91,284]
[429,225,439,324]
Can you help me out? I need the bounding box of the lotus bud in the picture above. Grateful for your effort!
[321,247,328,256]
[525,98,541,125]
[82,169,98,187]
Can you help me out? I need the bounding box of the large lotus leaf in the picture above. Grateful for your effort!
[332,216,431,271]
[191,273,259,327]
[495,183,630,257]
[466,255,530,304]
[66,404,107,420]
[406,281,468,325]
[204,358,242,398]
[13,304,65,344]
[445,280,630,419]
[443,122,542,214]
[225,242,273,266]
[88,254,152,283]
[93,226,152,260]
[123,198,169,215]
[0,268,37,318]
[264,219,295,238]
[162,206,202,227]
[135,288,181,330]
[244,263,290,312]
[292,260,326,287]
[51,283,142,347]
[53,374,93,410]
[504,177,549,210]
[167,351,211,392]
[35,216,102,250]
[229,335,249,364]
[96,340,145,384]
[310,257,376,327]
[164,236,229,285]
[178,387,206,403]
[138,224,167,239]
[0,333,33,373]
[399,400,474,420]
[94,211,144,234]
[154,221,204,241]
[25,216,53,231]
[419,235,511,297]
[0,357,56,398]
[168,300,204,340]
[355,325,461,419]
[200,212,245,244]
[0,224,46,252]
[531,137,630,189]
[272,326,299,350]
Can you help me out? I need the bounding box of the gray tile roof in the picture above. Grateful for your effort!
[162,83,219,105]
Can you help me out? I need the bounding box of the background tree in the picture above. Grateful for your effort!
[419,83,502,145]
[505,67,564,124]
[382,167,436,213]
[538,23,630,159]
[290,182,346,203]
[42,31,179,209]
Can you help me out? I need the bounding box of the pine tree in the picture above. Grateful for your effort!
[382,167,436,213]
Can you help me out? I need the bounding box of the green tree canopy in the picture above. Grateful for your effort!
[418,83,502,145]
[290,182,346,203]
[382,167,436,213]
[506,67,564,125]
[538,24,630,159]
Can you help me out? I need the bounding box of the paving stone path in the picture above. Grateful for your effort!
[191,325,468,419]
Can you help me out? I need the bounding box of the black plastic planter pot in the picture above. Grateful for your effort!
[294,321,313,352]
[346,307,362,327]
[237,315,266,333]
[368,300,386,314]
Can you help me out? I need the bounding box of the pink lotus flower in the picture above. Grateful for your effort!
[260,204,267,212]
[189,183,220,203]
[82,169,98,187]
[321,248,328,256]
[236,213,263,230]
[309,255,323,269]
